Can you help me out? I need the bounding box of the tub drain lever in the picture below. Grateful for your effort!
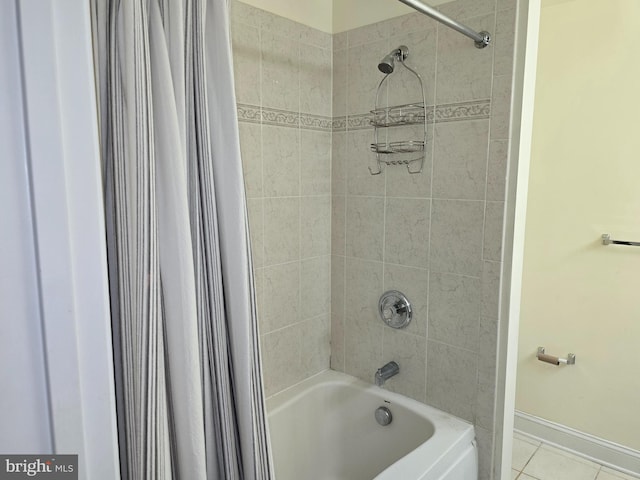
[536,347,575,366]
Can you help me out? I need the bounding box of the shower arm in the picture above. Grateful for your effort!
[395,0,491,48]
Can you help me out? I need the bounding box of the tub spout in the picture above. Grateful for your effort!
[375,361,399,386]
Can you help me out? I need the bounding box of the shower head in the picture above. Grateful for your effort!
[378,53,396,74]
[377,45,409,74]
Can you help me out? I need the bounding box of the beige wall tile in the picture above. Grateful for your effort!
[494,8,516,77]
[331,131,347,195]
[262,125,299,197]
[344,317,384,383]
[384,197,430,268]
[483,201,505,262]
[301,255,331,319]
[346,196,385,261]
[330,312,345,372]
[261,30,300,111]
[260,9,306,38]
[346,129,385,196]
[429,272,481,351]
[487,140,508,201]
[387,12,438,37]
[481,260,501,318]
[433,119,490,200]
[347,21,389,48]
[262,262,300,332]
[477,315,498,429]
[333,31,348,51]
[264,197,300,265]
[345,257,383,327]
[477,320,498,430]
[231,22,261,105]
[261,325,303,397]
[476,426,495,480]
[331,195,346,256]
[300,27,332,50]
[301,314,331,376]
[490,74,512,140]
[331,255,345,319]
[382,330,427,402]
[230,1,261,28]
[301,130,331,195]
[301,195,331,258]
[430,199,485,276]
[332,49,348,118]
[386,29,437,107]
[438,0,496,21]
[436,14,495,104]
[330,255,346,372]
[426,340,479,422]
[300,44,332,116]
[347,39,389,115]
[239,122,262,198]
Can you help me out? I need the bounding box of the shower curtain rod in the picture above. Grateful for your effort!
[396,0,491,48]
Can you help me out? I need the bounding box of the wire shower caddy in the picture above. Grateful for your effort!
[369,46,428,175]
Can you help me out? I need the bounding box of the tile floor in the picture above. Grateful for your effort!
[511,432,640,480]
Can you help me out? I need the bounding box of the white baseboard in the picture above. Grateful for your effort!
[514,410,640,478]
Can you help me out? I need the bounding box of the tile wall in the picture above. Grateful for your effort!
[231,1,517,478]
[330,3,515,478]
[230,2,333,398]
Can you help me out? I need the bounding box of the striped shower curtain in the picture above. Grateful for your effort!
[91,0,272,478]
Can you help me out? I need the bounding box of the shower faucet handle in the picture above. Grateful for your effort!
[382,301,407,321]
[378,291,412,329]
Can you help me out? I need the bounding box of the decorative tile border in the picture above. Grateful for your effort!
[300,113,333,131]
[237,104,332,131]
[332,116,347,131]
[435,100,491,123]
[237,103,262,124]
[261,106,299,128]
[332,99,491,132]
[238,99,491,132]
[347,113,374,131]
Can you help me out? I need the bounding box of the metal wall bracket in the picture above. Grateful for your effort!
[602,233,640,247]
[537,347,576,366]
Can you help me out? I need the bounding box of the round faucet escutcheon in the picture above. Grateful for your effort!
[378,290,412,329]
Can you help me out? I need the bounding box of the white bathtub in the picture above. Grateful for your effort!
[266,370,477,480]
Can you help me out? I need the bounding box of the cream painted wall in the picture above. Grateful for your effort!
[239,0,451,33]
[241,0,330,33]
[332,0,411,33]
[517,0,640,450]
[240,0,333,32]
[332,0,453,32]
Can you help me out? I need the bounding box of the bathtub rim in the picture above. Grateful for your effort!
[266,369,476,480]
